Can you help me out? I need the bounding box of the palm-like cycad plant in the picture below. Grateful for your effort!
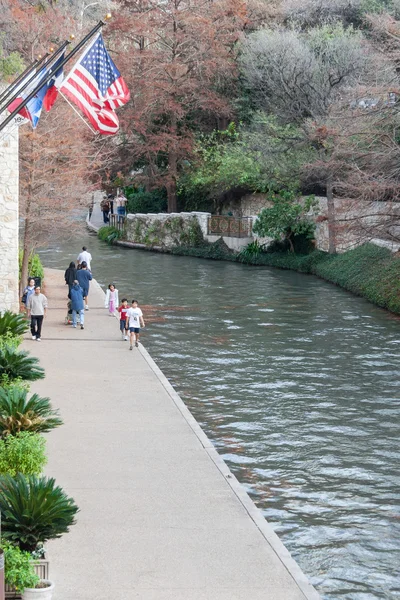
[0,388,63,436]
[0,312,29,338]
[0,348,45,383]
[0,474,79,552]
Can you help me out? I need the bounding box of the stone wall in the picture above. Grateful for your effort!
[0,118,19,312]
[125,212,208,249]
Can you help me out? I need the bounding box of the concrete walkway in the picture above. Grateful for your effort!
[25,269,320,600]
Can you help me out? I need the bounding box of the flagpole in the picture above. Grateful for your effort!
[0,55,47,106]
[58,90,98,134]
[0,19,107,133]
[0,41,71,117]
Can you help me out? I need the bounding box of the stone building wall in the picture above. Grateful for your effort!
[0,119,19,312]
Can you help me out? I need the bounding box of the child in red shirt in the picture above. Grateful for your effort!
[117,299,129,340]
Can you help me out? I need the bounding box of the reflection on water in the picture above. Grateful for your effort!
[40,233,400,600]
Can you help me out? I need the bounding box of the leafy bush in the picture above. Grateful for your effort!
[238,240,266,263]
[0,312,29,352]
[253,190,316,252]
[0,348,45,385]
[18,252,44,282]
[0,473,79,552]
[0,387,63,437]
[0,312,29,338]
[0,432,47,476]
[98,226,123,245]
[2,541,39,592]
[125,187,167,214]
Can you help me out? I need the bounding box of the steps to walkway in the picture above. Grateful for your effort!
[24,268,320,600]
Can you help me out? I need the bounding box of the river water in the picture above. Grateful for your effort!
[40,232,400,600]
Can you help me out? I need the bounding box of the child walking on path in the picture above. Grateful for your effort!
[117,298,129,340]
[126,299,145,350]
[105,284,119,316]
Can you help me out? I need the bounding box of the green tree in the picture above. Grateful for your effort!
[253,190,316,252]
[0,35,24,80]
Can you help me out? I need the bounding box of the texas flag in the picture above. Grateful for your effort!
[7,54,64,128]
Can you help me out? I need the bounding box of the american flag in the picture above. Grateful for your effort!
[59,33,130,135]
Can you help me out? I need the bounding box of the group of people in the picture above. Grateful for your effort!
[100,191,127,224]
[64,247,93,329]
[105,284,145,349]
[22,245,145,349]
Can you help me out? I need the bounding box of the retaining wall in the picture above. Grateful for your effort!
[0,117,19,312]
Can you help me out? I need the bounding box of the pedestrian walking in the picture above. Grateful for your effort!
[77,246,92,271]
[100,197,110,223]
[76,261,92,310]
[126,299,145,350]
[105,284,119,316]
[27,285,48,341]
[64,262,77,293]
[69,280,85,330]
[21,278,36,309]
[117,298,129,340]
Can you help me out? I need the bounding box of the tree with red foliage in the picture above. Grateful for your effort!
[109,0,246,212]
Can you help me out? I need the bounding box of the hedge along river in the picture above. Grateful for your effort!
[40,232,400,600]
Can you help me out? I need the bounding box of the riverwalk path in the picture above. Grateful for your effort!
[25,268,320,600]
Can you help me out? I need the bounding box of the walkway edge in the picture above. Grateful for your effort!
[90,278,321,600]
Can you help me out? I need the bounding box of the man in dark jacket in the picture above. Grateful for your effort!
[76,262,93,310]
[64,262,77,294]
[70,281,85,330]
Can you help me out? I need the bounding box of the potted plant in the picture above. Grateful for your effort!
[2,540,49,599]
[0,432,47,477]
[0,347,45,386]
[0,474,79,553]
[21,579,55,600]
[0,388,63,437]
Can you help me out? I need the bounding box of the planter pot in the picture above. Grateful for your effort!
[6,559,50,599]
[22,581,54,600]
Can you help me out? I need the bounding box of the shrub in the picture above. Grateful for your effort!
[0,432,47,476]
[238,240,266,263]
[98,226,123,245]
[0,474,79,552]
[18,252,44,282]
[0,388,63,437]
[0,312,29,352]
[2,542,40,592]
[125,187,167,214]
[0,348,45,385]
[0,312,29,339]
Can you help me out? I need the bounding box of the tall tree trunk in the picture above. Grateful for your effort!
[167,110,178,213]
[167,150,178,213]
[326,175,336,254]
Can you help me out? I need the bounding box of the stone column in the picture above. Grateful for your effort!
[0,118,19,313]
